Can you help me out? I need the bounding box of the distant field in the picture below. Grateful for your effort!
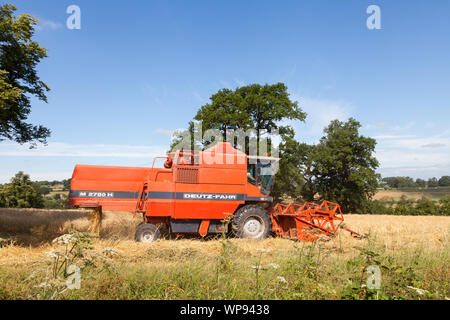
[374,188,450,201]
[0,209,448,300]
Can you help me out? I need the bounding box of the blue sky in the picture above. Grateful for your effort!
[1,0,449,182]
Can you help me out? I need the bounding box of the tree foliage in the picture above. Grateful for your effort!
[270,137,307,202]
[381,176,450,189]
[438,176,450,187]
[415,178,426,188]
[272,118,380,212]
[312,119,379,212]
[171,83,306,152]
[0,171,44,208]
[383,176,416,188]
[427,177,439,188]
[382,176,420,189]
[275,118,379,212]
[366,195,449,216]
[0,4,50,146]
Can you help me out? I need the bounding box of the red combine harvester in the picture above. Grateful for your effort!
[69,142,360,242]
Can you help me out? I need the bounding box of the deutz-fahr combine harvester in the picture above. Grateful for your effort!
[69,142,360,242]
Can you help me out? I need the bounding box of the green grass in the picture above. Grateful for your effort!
[0,236,448,300]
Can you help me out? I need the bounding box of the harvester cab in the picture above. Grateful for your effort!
[246,156,278,196]
[68,142,360,242]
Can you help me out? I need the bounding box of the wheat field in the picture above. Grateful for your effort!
[0,208,448,299]
[0,209,448,264]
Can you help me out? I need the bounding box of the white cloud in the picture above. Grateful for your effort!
[192,91,207,104]
[302,97,352,127]
[375,149,449,167]
[0,142,168,158]
[392,122,415,132]
[373,131,450,178]
[155,128,175,136]
[380,136,450,151]
[365,122,386,129]
[421,143,446,149]
[289,95,353,138]
[373,134,416,139]
[424,122,435,129]
[219,80,232,88]
[377,163,450,178]
[280,64,297,82]
[36,18,63,31]
[234,78,245,87]
[143,84,169,107]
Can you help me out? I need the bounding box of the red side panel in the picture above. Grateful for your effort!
[172,158,246,219]
[69,165,152,212]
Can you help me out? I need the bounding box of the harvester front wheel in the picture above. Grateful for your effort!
[232,205,272,240]
[135,224,161,243]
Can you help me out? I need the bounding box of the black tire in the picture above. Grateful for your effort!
[232,205,272,240]
[134,223,161,243]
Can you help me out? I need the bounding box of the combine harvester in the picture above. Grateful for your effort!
[69,142,360,242]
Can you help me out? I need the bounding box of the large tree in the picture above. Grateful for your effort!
[234,83,304,142]
[302,118,379,212]
[427,177,439,188]
[271,137,313,203]
[171,83,306,153]
[0,171,44,208]
[0,4,50,146]
[438,176,450,187]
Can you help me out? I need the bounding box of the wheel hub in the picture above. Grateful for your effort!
[243,217,264,238]
[142,232,154,242]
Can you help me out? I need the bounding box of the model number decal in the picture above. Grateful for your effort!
[79,191,114,198]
